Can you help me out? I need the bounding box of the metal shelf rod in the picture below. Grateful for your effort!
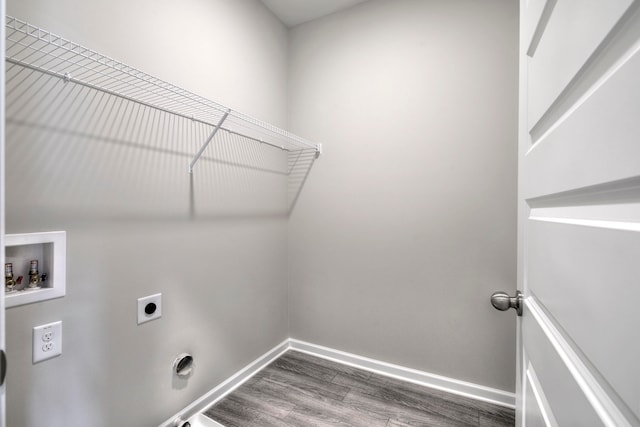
[189,109,230,174]
[224,128,289,152]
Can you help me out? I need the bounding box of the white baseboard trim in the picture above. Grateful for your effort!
[160,337,515,426]
[289,339,516,409]
[158,339,290,427]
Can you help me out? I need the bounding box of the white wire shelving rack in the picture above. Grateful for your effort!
[4,16,322,173]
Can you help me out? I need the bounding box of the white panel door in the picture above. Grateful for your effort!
[518,1,640,426]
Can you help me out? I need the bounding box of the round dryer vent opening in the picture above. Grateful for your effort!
[173,353,194,377]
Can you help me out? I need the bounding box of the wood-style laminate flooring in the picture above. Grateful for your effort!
[204,350,515,427]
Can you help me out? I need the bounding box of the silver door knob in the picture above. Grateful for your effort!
[490,290,523,316]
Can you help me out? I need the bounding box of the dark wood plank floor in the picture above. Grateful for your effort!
[204,351,515,427]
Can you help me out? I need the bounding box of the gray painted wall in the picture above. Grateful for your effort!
[287,0,519,392]
[5,1,290,426]
[3,1,519,425]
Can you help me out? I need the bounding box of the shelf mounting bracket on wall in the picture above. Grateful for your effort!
[188,109,231,174]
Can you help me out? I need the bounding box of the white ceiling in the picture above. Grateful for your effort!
[261,0,370,28]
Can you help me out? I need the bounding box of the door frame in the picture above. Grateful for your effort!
[0,0,6,423]
[516,0,527,424]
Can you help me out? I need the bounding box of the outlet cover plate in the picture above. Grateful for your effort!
[33,321,62,363]
[137,293,162,324]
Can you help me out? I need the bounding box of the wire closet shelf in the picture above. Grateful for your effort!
[4,16,321,173]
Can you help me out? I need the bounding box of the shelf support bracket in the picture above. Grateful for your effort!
[188,109,231,174]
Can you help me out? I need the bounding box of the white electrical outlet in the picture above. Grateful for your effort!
[33,321,62,363]
[137,293,162,324]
